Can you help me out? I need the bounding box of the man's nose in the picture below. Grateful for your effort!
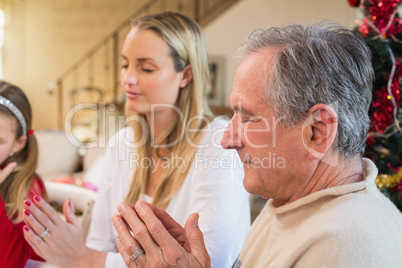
[221,117,243,149]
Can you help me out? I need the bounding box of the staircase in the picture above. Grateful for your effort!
[47,0,240,129]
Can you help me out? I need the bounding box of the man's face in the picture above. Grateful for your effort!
[221,50,312,205]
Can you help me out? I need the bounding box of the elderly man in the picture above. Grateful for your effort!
[112,22,402,267]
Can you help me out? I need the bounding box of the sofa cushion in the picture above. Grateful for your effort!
[36,130,82,180]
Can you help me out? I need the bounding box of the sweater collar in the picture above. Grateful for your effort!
[265,158,378,215]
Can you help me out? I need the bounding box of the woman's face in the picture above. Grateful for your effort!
[0,114,19,165]
[121,27,189,116]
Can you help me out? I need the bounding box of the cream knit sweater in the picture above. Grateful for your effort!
[237,158,402,268]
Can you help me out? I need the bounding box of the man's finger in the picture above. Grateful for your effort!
[117,203,158,257]
[142,201,187,239]
[116,238,134,267]
[112,215,141,257]
[134,201,182,250]
[185,213,211,268]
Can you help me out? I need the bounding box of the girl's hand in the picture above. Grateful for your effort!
[0,162,16,185]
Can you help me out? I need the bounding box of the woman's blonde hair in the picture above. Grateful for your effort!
[124,12,212,209]
[0,81,46,223]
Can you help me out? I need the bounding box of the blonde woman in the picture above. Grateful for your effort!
[23,12,249,268]
[0,81,46,267]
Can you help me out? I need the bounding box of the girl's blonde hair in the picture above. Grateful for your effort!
[124,12,212,209]
[0,81,46,223]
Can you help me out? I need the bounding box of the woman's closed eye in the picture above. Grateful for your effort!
[139,62,156,73]
[141,68,154,73]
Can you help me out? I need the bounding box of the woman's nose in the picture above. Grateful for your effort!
[124,75,138,86]
[122,69,138,87]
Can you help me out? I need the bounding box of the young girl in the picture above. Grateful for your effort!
[23,12,250,268]
[0,81,46,267]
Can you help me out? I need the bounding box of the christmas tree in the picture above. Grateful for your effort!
[347,0,402,211]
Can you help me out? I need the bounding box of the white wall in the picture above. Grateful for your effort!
[203,0,357,106]
[3,0,358,129]
[3,0,146,129]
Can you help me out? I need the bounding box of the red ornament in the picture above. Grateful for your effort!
[366,136,376,147]
[392,180,402,192]
[369,58,402,133]
[367,0,401,36]
[348,0,361,7]
[358,18,373,36]
[370,86,398,133]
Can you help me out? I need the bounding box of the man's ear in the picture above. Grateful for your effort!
[179,65,193,88]
[12,135,27,155]
[302,104,338,160]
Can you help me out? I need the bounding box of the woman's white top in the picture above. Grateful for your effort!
[86,118,250,268]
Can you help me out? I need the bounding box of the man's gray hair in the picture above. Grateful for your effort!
[237,22,374,158]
